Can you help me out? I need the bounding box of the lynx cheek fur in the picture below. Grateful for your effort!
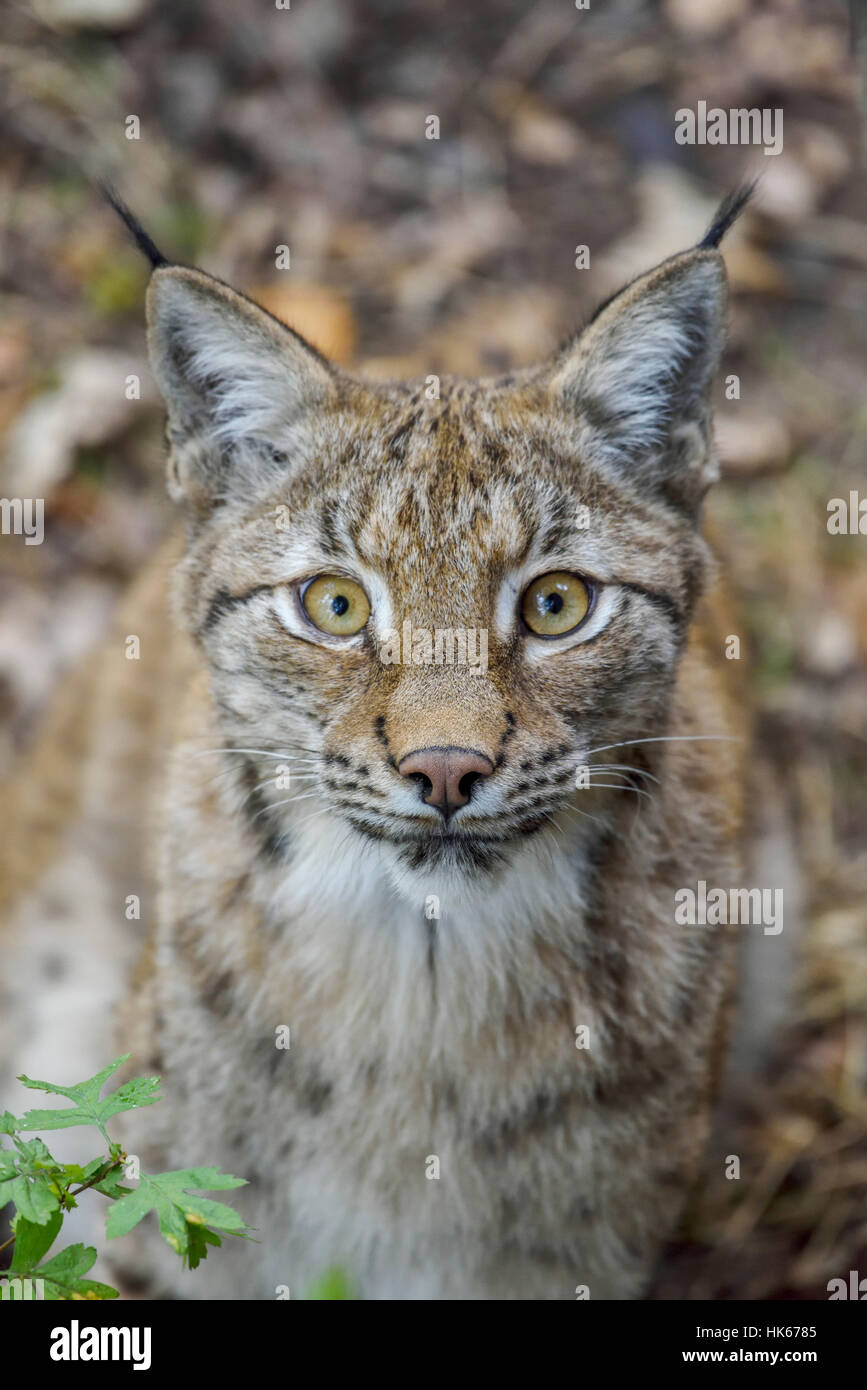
[7,190,749,1300]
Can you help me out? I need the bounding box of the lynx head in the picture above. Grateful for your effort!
[113,186,749,898]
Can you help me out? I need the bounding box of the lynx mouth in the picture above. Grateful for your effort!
[342,810,547,873]
[395,831,509,874]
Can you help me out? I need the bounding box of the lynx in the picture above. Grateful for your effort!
[0,187,750,1299]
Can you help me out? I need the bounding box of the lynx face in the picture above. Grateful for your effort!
[148,238,728,890]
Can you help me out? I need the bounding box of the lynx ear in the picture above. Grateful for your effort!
[146,266,335,510]
[549,249,727,513]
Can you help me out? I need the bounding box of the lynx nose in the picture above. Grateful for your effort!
[398,746,494,818]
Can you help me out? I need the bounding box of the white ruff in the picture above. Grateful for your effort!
[260,806,592,1063]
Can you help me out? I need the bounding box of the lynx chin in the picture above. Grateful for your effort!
[0,184,752,1300]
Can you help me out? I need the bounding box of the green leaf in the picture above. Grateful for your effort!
[32,1244,118,1301]
[17,1056,161,1142]
[185,1223,221,1270]
[106,1166,247,1258]
[9,1210,63,1273]
[0,1111,18,1135]
[0,1135,67,1223]
[59,1163,89,1184]
[51,1157,129,1209]
[90,1169,130,1200]
[0,1154,62,1225]
[17,1054,129,1102]
[10,1135,59,1168]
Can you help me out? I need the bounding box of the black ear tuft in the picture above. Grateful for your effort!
[100,181,169,270]
[699,182,757,249]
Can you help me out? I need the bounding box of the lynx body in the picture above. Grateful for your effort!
[1,194,748,1299]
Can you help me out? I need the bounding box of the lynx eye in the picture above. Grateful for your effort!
[301,575,370,636]
[521,571,592,637]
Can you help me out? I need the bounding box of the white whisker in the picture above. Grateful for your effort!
[583,782,652,798]
[292,807,334,830]
[189,747,321,762]
[588,762,660,784]
[251,791,322,820]
[584,734,738,757]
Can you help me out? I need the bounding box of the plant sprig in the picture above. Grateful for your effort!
[0,1055,248,1299]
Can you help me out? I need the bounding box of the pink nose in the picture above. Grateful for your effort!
[398,746,494,818]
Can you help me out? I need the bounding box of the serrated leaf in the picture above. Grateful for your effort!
[17,1056,161,1142]
[91,1171,130,1200]
[9,1210,63,1274]
[0,1170,61,1224]
[0,1134,66,1225]
[60,1163,89,1184]
[18,1055,129,1102]
[0,1111,18,1135]
[186,1223,221,1270]
[33,1244,118,1300]
[11,1135,58,1168]
[106,1166,247,1258]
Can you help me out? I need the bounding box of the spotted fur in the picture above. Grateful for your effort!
[1,199,748,1299]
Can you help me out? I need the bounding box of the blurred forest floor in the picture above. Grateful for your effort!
[1,0,866,1299]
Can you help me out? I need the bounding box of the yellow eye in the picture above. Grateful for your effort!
[302,575,370,636]
[521,571,592,637]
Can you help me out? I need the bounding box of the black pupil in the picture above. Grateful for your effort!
[543,592,564,614]
[331,594,350,616]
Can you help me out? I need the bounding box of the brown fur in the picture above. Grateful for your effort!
[1,225,746,1300]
